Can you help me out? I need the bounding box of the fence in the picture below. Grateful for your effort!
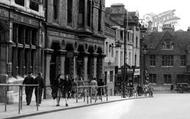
[0,84,39,114]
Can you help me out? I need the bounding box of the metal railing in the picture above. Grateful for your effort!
[0,84,39,114]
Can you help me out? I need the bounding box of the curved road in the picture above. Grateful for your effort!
[23,94,190,119]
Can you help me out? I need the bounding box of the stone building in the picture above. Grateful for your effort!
[45,0,105,88]
[0,0,45,102]
[143,24,190,91]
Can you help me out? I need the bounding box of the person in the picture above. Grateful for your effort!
[62,75,71,106]
[71,78,77,98]
[90,78,98,101]
[51,74,64,106]
[97,79,105,100]
[23,72,35,105]
[34,72,45,105]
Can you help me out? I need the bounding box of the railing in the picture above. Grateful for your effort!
[0,84,39,114]
[75,85,108,104]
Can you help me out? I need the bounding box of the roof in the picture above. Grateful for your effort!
[144,31,190,51]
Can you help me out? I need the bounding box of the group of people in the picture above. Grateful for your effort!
[22,72,106,107]
[23,72,44,106]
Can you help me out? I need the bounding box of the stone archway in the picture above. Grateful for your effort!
[65,43,74,76]
[50,42,61,85]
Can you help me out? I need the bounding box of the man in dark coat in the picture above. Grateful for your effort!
[23,72,35,105]
[34,72,45,105]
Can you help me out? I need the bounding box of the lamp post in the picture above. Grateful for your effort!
[122,10,128,98]
[142,46,147,85]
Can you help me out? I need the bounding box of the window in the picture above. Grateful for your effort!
[111,43,114,57]
[106,42,108,55]
[180,55,186,66]
[104,71,107,82]
[12,24,38,77]
[67,0,73,24]
[110,71,113,82]
[87,0,91,27]
[150,55,156,66]
[162,55,173,66]
[164,74,172,84]
[15,0,24,6]
[53,0,59,20]
[162,40,174,50]
[30,0,39,11]
[98,1,102,31]
[78,0,85,27]
[149,74,157,83]
[136,36,138,47]
[120,31,123,41]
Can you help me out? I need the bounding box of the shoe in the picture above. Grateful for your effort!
[56,104,60,106]
[65,103,68,107]
[27,103,30,106]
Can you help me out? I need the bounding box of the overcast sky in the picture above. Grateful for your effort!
[105,0,189,31]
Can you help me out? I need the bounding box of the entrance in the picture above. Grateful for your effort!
[50,42,61,85]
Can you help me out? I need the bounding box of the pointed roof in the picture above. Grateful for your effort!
[144,31,190,51]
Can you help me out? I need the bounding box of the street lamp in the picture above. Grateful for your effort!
[142,46,148,85]
[122,10,128,98]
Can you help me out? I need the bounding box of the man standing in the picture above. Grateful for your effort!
[34,72,45,105]
[23,72,35,105]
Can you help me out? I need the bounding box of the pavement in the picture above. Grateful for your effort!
[0,95,149,119]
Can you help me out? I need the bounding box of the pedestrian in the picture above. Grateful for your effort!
[90,78,98,101]
[23,72,35,105]
[97,79,104,99]
[62,75,71,106]
[51,74,64,106]
[34,72,45,105]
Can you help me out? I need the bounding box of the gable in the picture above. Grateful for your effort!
[154,32,185,54]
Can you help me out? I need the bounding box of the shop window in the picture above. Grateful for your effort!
[30,0,39,11]
[15,0,24,6]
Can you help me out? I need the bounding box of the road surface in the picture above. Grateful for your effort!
[22,94,190,119]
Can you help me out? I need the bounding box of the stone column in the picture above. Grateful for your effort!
[60,50,66,77]
[93,53,98,78]
[73,55,77,79]
[84,55,88,81]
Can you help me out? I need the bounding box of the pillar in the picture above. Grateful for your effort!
[84,55,88,81]
[73,55,77,79]
[60,55,65,77]
[93,54,97,78]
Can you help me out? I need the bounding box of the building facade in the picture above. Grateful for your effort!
[0,0,45,102]
[105,4,140,94]
[45,0,105,89]
[144,25,190,90]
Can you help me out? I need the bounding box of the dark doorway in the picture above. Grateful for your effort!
[50,42,60,85]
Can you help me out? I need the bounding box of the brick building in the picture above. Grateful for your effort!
[45,0,105,88]
[144,24,190,90]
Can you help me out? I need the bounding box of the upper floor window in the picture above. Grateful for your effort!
[164,74,172,84]
[67,0,73,25]
[136,36,138,48]
[162,55,173,66]
[150,55,156,66]
[53,0,59,20]
[15,0,24,6]
[30,0,39,11]
[180,55,186,66]
[162,40,174,50]
[98,1,102,31]
[149,74,157,83]
[87,0,91,27]
[78,0,85,27]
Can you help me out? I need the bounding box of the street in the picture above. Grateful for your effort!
[20,94,190,119]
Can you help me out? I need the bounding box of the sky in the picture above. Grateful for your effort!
[105,0,190,31]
